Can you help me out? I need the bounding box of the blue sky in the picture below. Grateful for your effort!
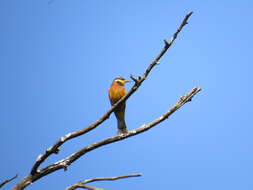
[2,0,253,189]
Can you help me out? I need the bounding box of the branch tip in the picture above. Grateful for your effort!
[130,74,139,83]
[188,11,193,16]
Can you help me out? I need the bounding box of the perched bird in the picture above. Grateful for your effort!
[108,77,130,135]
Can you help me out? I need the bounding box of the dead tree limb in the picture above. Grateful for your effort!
[65,173,142,190]
[30,11,193,176]
[12,87,200,190]
[40,87,201,171]
[12,12,196,190]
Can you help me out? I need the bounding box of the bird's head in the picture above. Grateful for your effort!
[113,77,131,86]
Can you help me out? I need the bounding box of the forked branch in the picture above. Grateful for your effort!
[12,12,196,190]
[39,87,201,172]
[12,87,200,190]
[30,11,193,177]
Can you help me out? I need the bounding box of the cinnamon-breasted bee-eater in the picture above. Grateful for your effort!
[108,77,130,135]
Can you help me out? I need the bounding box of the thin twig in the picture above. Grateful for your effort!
[0,174,18,188]
[84,173,142,184]
[65,174,142,190]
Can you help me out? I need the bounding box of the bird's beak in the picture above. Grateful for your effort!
[125,80,131,83]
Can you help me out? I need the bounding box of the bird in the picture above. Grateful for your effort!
[108,77,130,135]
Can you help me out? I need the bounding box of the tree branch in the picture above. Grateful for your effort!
[40,87,201,173]
[65,174,142,190]
[12,12,195,190]
[0,174,18,188]
[12,87,200,190]
[30,11,193,176]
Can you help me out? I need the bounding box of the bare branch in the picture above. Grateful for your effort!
[83,173,142,184]
[30,12,193,176]
[0,174,18,188]
[12,12,195,190]
[12,87,200,190]
[40,87,201,172]
[65,174,142,190]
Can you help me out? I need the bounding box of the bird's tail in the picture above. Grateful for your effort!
[117,119,128,135]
